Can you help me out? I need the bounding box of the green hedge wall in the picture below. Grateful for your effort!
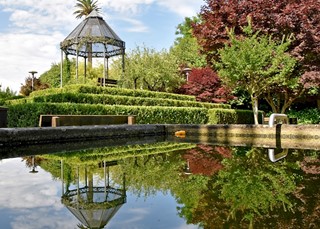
[7,102,209,127]
[25,93,229,109]
[208,109,263,124]
[29,85,197,102]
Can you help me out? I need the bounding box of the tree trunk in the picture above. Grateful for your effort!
[251,94,259,124]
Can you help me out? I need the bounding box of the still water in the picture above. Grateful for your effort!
[0,141,319,229]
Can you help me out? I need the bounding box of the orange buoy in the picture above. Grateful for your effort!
[175,130,186,138]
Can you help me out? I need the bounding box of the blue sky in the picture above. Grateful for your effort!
[0,0,204,93]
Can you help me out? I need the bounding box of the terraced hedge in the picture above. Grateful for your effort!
[6,84,259,127]
[7,102,209,127]
[29,85,197,102]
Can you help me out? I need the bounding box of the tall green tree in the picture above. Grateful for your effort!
[111,46,183,92]
[73,0,101,19]
[193,0,320,112]
[170,17,206,69]
[215,23,296,124]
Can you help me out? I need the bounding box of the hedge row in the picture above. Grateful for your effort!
[30,84,197,102]
[23,93,230,109]
[208,109,263,124]
[7,102,209,127]
[7,102,259,127]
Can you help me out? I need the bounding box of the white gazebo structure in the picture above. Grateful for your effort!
[60,10,125,87]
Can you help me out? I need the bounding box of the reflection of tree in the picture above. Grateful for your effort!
[176,145,232,225]
[190,148,301,228]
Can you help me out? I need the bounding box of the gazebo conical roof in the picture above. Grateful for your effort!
[60,10,125,58]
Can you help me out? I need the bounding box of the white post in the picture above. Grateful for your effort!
[268,113,288,127]
[60,50,63,88]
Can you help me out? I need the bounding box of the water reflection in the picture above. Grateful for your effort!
[0,142,319,229]
[60,160,126,229]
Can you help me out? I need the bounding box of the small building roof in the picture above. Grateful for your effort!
[60,10,125,58]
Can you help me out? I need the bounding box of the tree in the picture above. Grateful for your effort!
[215,23,296,124]
[176,67,234,103]
[73,0,100,19]
[170,17,206,69]
[40,59,103,88]
[0,85,17,105]
[193,0,320,112]
[19,76,49,96]
[111,46,183,92]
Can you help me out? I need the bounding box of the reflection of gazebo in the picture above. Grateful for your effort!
[61,160,126,229]
[60,10,125,87]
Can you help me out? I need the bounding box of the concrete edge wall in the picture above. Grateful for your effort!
[165,124,320,150]
[0,124,319,149]
[0,124,165,146]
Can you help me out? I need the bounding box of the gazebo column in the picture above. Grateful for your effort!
[84,57,87,83]
[122,51,125,78]
[103,47,106,87]
[76,48,79,81]
[60,50,64,88]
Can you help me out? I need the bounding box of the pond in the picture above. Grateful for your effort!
[0,139,319,229]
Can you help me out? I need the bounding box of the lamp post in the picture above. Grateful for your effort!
[182,67,191,81]
[29,71,37,91]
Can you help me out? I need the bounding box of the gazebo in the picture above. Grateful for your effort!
[61,160,126,229]
[60,10,125,87]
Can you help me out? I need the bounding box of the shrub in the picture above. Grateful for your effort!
[29,84,197,102]
[287,108,320,124]
[208,109,263,124]
[7,103,209,127]
[27,92,230,109]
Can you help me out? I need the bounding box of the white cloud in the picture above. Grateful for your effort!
[0,0,203,92]
[121,18,149,33]
[0,32,63,92]
[157,0,202,17]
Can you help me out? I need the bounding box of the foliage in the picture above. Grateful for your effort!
[176,67,235,103]
[19,76,49,96]
[193,0,320,111]
[208,109,263,124]
[111,46,183,92]
[193,0,320,67]
[170,17,206,68]
[0,85,19,105]
[287,108,320,124]
[215,23,296,123]
[7,102,209,127]
[29,84,197,102]
[73,0,100,19]
[211,148,300,226]
[27,92,229,109]
[39,59,104,88]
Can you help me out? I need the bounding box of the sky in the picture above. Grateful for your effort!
[0,0,204,93]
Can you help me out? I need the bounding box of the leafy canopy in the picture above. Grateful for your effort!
[215,21,296,123]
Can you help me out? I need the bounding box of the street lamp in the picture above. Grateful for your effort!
[182,67,191,81]
[29,71,37,91]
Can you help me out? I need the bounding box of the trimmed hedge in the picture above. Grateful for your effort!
[208,109,264,124]
[24,93,229,109]
[7,102,209,127]
[29,84,197,102]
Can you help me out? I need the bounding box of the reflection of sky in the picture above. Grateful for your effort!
[0,158,199,229]
[0,158,78,229]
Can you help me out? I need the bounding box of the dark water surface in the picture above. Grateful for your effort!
[0,141,319,229]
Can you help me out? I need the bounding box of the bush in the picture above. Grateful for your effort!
[287,108,320,124]
[208,109,263,124]
[27,92,230,109]
[29,84,197,102]
[7,103,209,127]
